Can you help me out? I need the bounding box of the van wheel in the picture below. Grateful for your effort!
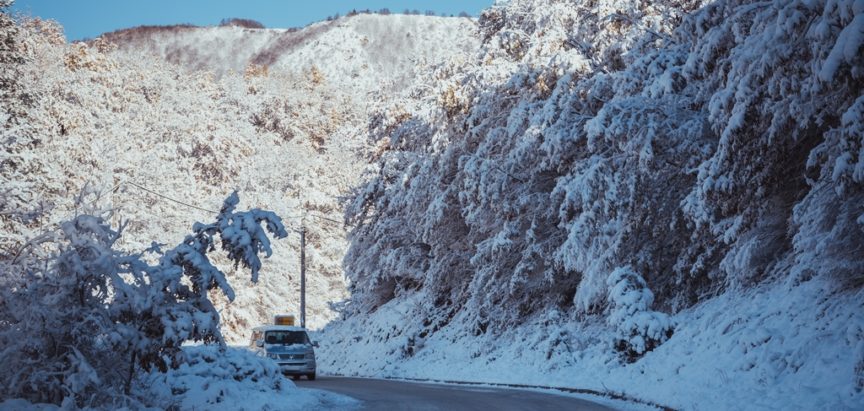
[307,373,316,381]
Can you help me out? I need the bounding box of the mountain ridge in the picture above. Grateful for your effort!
[97,14,479,97]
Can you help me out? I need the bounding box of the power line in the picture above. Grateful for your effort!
[123,181,219,214]
[309,213,343,225]
[282,213,344,225]
[120,181,345,226]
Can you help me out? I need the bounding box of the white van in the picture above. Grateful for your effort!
[250,316,317,380]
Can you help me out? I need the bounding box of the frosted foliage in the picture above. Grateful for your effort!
[0,12,478,341]
[0,193,286,407]
[606,266,673,361]
[197,191,288,284]
[342,0,864,319]
[328,0,864,402]
[0,0,24,123]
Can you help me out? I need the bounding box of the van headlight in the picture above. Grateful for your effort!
[268,353,279,359]
[305,352,315,359]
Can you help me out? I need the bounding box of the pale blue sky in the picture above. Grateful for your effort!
[10,0,493,41]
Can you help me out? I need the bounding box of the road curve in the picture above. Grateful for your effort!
[295,376,618,411]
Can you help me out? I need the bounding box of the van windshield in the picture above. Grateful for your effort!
[264,330,309,345]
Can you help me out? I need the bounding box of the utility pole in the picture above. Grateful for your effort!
[300,224,306,329]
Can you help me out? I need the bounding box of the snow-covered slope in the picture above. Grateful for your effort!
[0,13,479,345]
[103,14,478,97]
[315,0,864,409]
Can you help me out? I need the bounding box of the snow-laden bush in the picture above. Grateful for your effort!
[606,266,673,362]
[136,345,290,410]
[0,191,286,407]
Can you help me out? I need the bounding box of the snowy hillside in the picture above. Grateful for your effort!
[315,0,864,409]
[0,12,478,346]
[102,14,478,98]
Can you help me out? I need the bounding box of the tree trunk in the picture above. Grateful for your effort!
[124,350,136,395]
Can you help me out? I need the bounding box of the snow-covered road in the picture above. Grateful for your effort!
[295,376,618,410]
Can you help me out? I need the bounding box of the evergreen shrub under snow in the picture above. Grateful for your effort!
[605,266,673,362]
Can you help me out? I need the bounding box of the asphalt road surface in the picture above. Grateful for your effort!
[295,376,618,411]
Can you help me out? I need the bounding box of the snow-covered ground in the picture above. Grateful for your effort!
[136,346,359,411]
[319,276,864,410]
[0,346,360,411]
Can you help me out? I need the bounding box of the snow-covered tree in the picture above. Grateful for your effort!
[606,266,673,361]
[0,0,24,124]
[0,192,286,406]
[338,0,864,360]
